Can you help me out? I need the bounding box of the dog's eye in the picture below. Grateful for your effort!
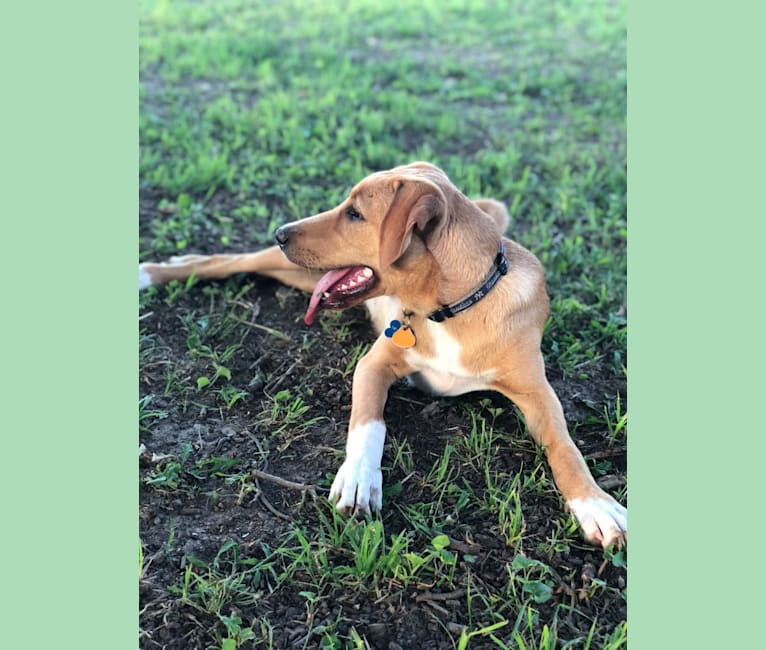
[346,206,364,222]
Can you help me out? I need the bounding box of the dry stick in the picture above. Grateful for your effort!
[228,298,258,313]
[234,317,292,341]
[585,446,627,461]
[252,469,318,497]
[247,351,271,371]
[226,299,290,341]
[252,466,317,521]
[423,600,450,617]
[597,474,626,490]
[250,320,289,339]
[264,359,300,395]
[415,588,466,603]
[141,359,173,370]
[247,431,308,519]
[244,431,270,470]
[446,536,480,555]
[257,492,292,521]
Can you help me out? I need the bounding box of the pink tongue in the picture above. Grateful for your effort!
[303,268,354,325]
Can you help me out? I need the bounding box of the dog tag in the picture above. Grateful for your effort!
[391,326,416,348]
[384,319,416,348]
[384,319,401,338]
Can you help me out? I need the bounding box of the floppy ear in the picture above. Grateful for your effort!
[378,178,448,270]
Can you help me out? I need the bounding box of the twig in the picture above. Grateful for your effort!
[243,430,269,470]
[415,588,466,603]
[447,536,480,554]
[264,359,299,395]
[252,469,318,497]
[234,317,292,341]
[423,600,450,616]
[228,298,258,313]
[585,446,627,461]
[248,351,271,371]
[258,492,292,521]
[597,474,626,490]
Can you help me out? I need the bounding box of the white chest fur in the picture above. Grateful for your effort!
[365,296,495,397]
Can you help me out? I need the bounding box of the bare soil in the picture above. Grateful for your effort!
[139,222,626,649]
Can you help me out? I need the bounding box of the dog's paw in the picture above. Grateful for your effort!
[139,265,152,290]
[329,459,382,515]
[567,494,627,549]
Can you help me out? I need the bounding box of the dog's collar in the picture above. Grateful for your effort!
[427,242,508,323]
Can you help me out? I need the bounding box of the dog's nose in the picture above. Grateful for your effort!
[274,226,289,247]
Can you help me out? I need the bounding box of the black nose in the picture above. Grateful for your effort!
[274,226,289,247]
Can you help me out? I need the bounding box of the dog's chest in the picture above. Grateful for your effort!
[365,296,495,397]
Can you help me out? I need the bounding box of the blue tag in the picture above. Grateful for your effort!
[384,319,401,338]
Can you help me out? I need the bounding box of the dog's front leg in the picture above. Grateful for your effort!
[139,246,322,293]
[329,338,412,515]
[495,351,627,549]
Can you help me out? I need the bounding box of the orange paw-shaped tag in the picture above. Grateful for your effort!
[391,326,416,348]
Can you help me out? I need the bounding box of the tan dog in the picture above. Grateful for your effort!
[140,162,627,549]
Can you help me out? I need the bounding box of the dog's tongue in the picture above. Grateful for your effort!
[303,268,352,325]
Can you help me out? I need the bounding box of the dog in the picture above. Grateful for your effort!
[139,162,627,549]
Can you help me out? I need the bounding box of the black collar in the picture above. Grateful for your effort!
[427,243,509,323]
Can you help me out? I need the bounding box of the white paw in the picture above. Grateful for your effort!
[567,495,627,549]
[329,420,386,514]
[139,265,152,290]
[329,459,383,514]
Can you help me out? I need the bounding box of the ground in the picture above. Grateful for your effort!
[139,2,626,648]
[139,276,626,649]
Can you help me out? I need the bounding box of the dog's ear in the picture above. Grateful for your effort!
[379,178,448,270]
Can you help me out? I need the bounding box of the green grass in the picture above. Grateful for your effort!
[156,503,626,648]
[140,0,627,384]
[139,1,626,648]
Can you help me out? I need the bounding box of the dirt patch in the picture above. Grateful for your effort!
[140,266,626,649]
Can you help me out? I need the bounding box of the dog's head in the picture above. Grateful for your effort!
[275,162,455,324]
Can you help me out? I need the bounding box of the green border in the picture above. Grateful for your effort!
[631,1,766,647]
[4,0,766,647]
[2,2,136,648]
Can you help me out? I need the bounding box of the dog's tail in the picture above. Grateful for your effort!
[474,198,510,235]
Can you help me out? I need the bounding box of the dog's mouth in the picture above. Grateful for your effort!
[304,266,378,325]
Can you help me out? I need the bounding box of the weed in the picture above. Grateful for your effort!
[605,393,627,444]
[138,394,168,434]
[218,612,256,649]
[331,341,371,380]
[258,389,324,437]
[144,443,245,495]
[457,620,509,650]
[508,554,555,605]
[160,275,199,306]
[390,437,414,475]
[173,540,276,621]
[144,442,194,490]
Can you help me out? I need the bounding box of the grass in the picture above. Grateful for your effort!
[139,0,627,381]
[154,503,626,647]
[139,1,626,648]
